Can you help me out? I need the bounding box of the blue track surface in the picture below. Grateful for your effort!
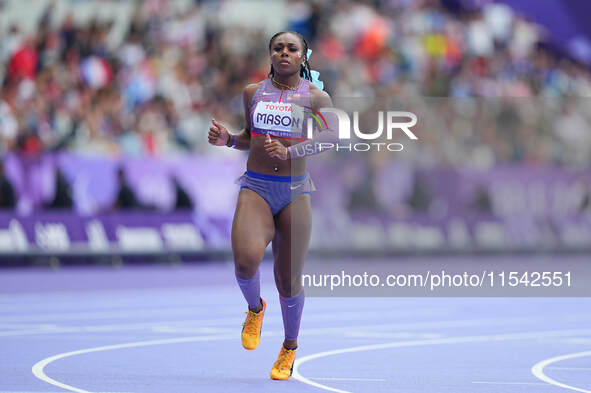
[1,260,591,393]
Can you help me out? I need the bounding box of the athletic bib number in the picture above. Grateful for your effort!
[253,101,304,138]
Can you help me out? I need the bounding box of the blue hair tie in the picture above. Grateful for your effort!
[307,49,324,91]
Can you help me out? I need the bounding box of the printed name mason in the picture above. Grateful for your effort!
[256,112,301,128]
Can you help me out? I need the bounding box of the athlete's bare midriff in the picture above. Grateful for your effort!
[247,137,306,177]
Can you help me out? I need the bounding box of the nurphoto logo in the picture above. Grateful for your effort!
[296,107,418,154]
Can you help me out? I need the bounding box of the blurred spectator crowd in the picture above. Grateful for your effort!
[1,0,590,166]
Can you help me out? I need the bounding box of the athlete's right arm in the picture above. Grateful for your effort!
[208,83,258,150]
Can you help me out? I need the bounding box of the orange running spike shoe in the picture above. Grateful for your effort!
[270,345,297,380]
[241,298,266,350]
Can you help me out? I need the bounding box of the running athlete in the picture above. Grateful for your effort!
[207,31,334,380]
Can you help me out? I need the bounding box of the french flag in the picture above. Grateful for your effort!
[81,56,113,88]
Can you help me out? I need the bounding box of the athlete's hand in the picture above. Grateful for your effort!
[264,134,289,160]
[208,119,230,146]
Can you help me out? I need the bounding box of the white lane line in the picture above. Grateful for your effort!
[532,351,591,393]
[472,381,550,385]
[31,327,591,393]
[547,367,591,370]
[6,317,460,339]
[292,329,591,393]
[2,317,512,338]
[344,331,442,339]
[0,322,239,338]
[309,377,386,382]
[0,308,222,323]
[32,334,235,393]
[0,324,60,329]
[1,306,446,323]
[3,321,401,338]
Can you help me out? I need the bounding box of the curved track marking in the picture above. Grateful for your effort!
[532,351,591,393]
[292,329,591,393]
[32,328,591,393]
[32,334,234,393]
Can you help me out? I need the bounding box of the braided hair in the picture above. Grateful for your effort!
[268,31,312,81]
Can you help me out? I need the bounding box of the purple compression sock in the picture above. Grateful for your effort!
[235,270,261,309]
[279,290,305,341]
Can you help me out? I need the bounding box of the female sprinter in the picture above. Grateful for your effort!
[207,31,333,380]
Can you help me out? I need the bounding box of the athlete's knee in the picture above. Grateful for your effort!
[234,246,265,278]
[275,274,302,298]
